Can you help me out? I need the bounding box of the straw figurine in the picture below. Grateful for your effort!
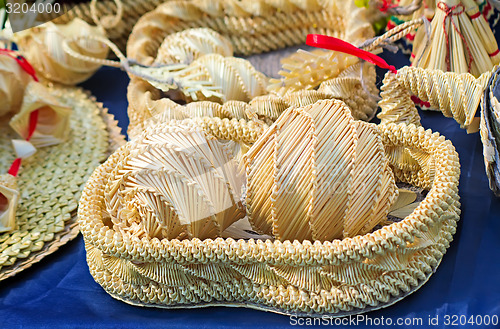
[411,0,499,77]
[0,174,19,233]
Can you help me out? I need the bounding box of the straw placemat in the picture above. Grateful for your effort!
[0,85,125,281]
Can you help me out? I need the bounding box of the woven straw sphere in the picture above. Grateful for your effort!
[244,99,398,241]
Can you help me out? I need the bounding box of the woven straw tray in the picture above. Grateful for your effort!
[0,85,125,281]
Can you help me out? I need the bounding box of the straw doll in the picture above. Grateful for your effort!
[411,0,499,77]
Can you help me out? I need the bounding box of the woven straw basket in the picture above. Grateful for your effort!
[78,0,461,317]
[79,114,460,316]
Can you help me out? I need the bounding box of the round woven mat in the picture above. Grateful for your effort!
[0,85,125,281]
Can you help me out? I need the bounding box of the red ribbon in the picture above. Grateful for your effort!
[378,0,398,12]
[306,34,397,74]
[0,49,38,82]
[2,49,40,177]
[437,2,473,73]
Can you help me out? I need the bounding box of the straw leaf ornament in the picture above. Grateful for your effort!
[244,99,398,241]
[13,18,109,85]
[155,28,234,65]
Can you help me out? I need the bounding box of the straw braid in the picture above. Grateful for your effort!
[189,117,268,145]
[40,0,166,51]
[396,66,491,130]
[127,0,372,64]
[378,71,421,126]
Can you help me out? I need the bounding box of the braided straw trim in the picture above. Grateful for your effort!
[79,122,460,314]
[396,66,492,131]
[128,62,379,137]
[127,0,373,65]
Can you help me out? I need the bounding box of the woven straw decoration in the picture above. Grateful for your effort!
[177,54,269,102]
[79,121,461,315]
[0,55,32,117]
[13,18,108,85]
[0,174,19,233]
[40,0,166,52]
[9,82,72,148]
[0,85,111,273]
[396,66,491,132]
[102,125,246,240]
[155,28,234,65]
[126,0,374,65]
[125,0,377,132]
[244,99,398,241]
[411,0,499,77]
[480,67,500,195]
[377,71,421,126]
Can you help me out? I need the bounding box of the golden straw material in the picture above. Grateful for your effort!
[125,0,376,130]
[396,66,491,132]
[377,71,422,126]
[101,125,246,240]
[155,28,234,65]
[0,174,19,233]
[13,18,109,85]
[0,85,125,281]
[0,55,31,117]
[318,63,379,121]
[244,99,397,241]
[79,121,461,316]
[411,0,498,77]
[9,82,72,148]
[173,54,269,102]
[268,50,359,96]
[126,0,374,65]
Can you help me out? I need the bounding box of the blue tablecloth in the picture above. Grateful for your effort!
[0,48,499,329]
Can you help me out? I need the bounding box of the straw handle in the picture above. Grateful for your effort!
[360,17,425,53]
[62,34,124,68]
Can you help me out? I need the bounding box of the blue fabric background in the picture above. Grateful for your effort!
[0,47,499,328]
